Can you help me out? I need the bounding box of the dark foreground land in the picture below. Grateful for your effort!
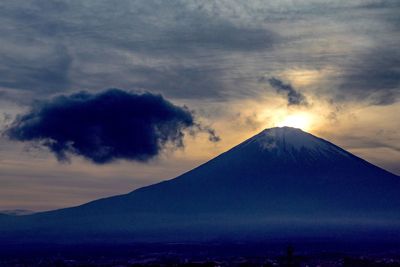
[1,241,400,267]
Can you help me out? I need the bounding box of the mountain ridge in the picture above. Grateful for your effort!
[1,126,399,243]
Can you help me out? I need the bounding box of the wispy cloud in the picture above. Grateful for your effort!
[267,77,309,106]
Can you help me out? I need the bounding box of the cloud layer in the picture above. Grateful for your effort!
[0,1,398,104]
[5,89,218,164]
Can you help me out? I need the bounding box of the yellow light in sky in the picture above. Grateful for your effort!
[276,113,312,131]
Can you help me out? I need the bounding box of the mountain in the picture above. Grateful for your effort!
[1,127,399,243]
[0,209,34,216]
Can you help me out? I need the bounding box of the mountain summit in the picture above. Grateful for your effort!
[225,126,352,165]
[1,127,399,243]
[251,126,347,155]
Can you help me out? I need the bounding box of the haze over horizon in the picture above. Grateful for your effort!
[0,0,399,211]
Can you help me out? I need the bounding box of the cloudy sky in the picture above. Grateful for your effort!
[0,0,399,211]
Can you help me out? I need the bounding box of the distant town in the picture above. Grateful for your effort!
[1,244,400,267]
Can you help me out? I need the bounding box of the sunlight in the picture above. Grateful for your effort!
[276,113,312,131]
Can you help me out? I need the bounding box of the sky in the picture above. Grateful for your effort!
[0,0,399,211]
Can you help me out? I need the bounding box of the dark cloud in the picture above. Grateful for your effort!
[267,77,308,106]
[192,124,221,143]
[4,89,219,164]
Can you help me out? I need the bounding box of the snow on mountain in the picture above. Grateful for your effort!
[240,127,349,159]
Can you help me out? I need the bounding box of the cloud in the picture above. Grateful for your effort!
[192,124,221,143]
[163,23,276,52]
[337,47,400,105]
[123,65,228,100]
[267,77,308,106]
[0,44,72,93]
[0,0,280,102]
[0,0,399,106]
[4,89,219,164]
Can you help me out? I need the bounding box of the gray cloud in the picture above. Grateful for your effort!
[343,136,400,154]
[336,47,400,105]
[0,0,278,101]
[1,0,398,106]
[127,66,228,100]
[0,43,72,93]
[267,77,309,106]
[359,0,400,9]
[164,23,276,52]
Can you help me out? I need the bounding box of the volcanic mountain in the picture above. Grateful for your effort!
[1,127,399,243]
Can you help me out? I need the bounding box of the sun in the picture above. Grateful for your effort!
[276,113,312,131]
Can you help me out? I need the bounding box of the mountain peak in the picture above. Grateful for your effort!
[253,126,317,148]
[246,126,349,158]
[258,126,306,135]
[257,126,305,138]
[262,126,304,131]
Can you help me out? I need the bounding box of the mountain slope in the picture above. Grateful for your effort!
[1,127,399,243]
[0,209,35,216]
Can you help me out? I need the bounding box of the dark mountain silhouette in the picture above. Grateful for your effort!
[0,209,35,216]
[1,127,399,243]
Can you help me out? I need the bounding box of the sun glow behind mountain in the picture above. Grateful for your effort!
[276,113,312,131]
